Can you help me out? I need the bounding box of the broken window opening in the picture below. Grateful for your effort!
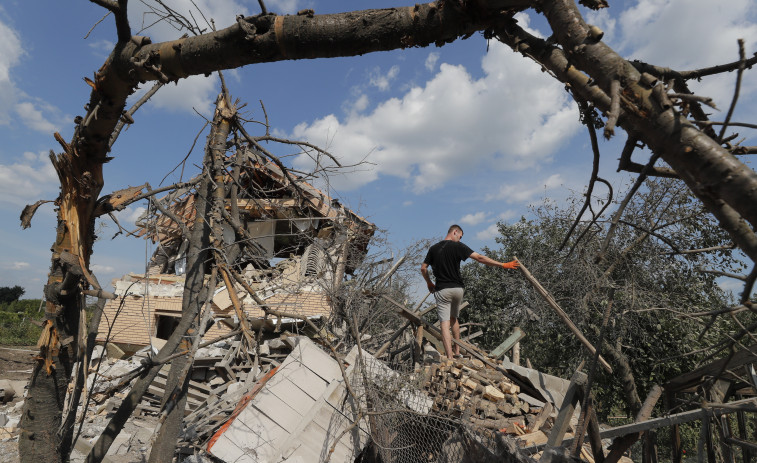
[155,314,180,341]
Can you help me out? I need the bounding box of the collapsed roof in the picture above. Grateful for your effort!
[97,148,375,350]
[137,147,375,276]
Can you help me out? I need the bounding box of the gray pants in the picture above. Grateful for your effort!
[434,287,464,322]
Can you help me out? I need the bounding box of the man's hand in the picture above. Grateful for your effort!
[501,260,519,270]
[427,281,436,293]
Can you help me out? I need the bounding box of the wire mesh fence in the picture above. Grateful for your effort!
[347,350,536,463]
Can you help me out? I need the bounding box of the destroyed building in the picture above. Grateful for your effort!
[8,141,748,463]
[96,149,375,352]
[79,143,619,463]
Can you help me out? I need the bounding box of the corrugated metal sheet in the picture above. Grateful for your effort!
[207,337,370,463]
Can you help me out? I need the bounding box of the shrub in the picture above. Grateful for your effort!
[0,299,43,345]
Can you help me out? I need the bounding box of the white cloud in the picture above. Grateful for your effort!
[145,74,219,116]
[369,65,400,91]
[486,174,564,203]
[15,101,59,133]
[0,17,65,133]
[0,151,59,206]
[618,0,757,103]
[5,261,30,270]
[459,211,488,226]
[402,200,413,206]
[475,224,499,241]
[473,210,517,241]
[291,40,580,193]
[0,17,24,126]
[113,206,147,228]
[344,94,370,115]
[425,52,440,72]
[88,39,115,58]
[91,264,115,274]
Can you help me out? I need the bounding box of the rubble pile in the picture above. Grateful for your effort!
[0,326,644,463]
[424,358,536,430]
[81,335,304,453]
[179,336,299,446]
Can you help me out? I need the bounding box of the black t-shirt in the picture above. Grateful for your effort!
[423,240,474,290]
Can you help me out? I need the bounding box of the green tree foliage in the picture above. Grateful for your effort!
[0,298,43,345]
[0,285,25,303]
[460,178,748,418]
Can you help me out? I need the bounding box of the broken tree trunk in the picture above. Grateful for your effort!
[147,93,235,463]
[23,1,757,461]
[22,6,520,460]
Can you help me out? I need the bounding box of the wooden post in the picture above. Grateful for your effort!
[667,390,683,463]
[699,413,716,463]
[513,341,520,365]
[735,398,752,463]
[587,406,606,463]
[643,430,658,463]
[718,414,736,463]
[542,369,587,461]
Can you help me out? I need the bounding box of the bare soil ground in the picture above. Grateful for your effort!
[0,345,36,463]
[0,346,35,382]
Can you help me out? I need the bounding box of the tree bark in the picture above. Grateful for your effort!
[494,17,757,263]
[602,339,642,416]
[538,0,757,247]
[84,123,216,463]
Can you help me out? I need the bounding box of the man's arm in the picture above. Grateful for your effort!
[469,252,519,269]
[420,263,436,292]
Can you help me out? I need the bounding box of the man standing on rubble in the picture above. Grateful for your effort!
[421,224,519,359]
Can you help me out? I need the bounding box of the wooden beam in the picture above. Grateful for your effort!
[542,370,587,456]
[524,397,757,453]
[726,437,757,452]
[490,326,526,359]
[735,403,753,463]
[664,344,757,393]
[516,258,612,373]
[586,405,606,463]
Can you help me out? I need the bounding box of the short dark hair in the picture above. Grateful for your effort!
[448,224,463,235]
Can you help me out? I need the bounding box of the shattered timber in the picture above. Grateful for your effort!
[5,0,757,461]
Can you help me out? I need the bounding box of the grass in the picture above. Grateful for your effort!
[0,299,43,345]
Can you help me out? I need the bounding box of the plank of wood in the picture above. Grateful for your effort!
[529,402,553,432]
[543,370,586,453]
[516,258,612,373]
[490,327,526,359]
[519,431,549,446]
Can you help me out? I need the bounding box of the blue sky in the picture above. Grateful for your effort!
[1,0,756,297]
